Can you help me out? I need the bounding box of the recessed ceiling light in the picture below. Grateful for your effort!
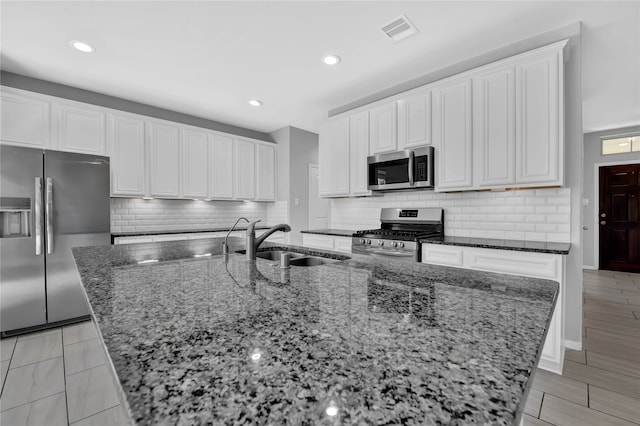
[70,40,94,53]
[322,54,341,66]
[248,99,263,107]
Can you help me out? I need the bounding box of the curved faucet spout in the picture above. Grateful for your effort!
[246,223,291,260]
[223,217,250,255]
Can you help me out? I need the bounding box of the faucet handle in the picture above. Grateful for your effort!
[247,219,262,233]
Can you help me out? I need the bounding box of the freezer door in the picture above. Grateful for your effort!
[44,150,110,323]
[0,145,47,332]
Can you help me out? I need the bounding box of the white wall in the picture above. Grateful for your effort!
[582,126,640,268]
[331,188,571,242]
[110,198,287,233]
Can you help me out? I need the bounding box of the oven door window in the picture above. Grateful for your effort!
[368,158,409,186]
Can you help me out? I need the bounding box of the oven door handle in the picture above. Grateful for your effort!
[408,150,415,186]
[370,249,415,258]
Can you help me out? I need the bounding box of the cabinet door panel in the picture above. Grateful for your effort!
[149,122,180,197]
[210,134,234,199]
[516,52,561,185]
[398,91,431,150]
[433,78,473,190]
[349,111,370,196]
[369,102,397,154]
[54,103,106,155]
[182,129,209,198]
[108,114,146,196]
[234,139,255,199]
[473,66,515,187]
[319,117,350,197]
[318,123,332,196]
[256,143,275,201]
[1,90,50,148]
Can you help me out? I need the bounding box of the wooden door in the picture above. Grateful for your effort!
[599,164,640,272]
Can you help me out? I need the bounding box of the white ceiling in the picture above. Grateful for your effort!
[1,1,638,135]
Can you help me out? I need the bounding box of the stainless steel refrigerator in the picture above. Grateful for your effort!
[1,145,110,336]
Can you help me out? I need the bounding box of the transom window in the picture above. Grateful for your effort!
[601,134,640,155]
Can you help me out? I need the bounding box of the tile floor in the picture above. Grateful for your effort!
[524,269,640,426]
[0,269,638,425]
[0,321,130,425]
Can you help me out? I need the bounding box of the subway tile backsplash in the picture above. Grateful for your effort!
[110,198,288,233]
[330,188,571,242]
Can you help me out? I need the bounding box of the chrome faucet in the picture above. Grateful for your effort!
[223,217,250,255]
[246,220,291,260]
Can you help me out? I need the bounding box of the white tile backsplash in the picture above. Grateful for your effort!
[110,198,285,233]
[330,188,571,242]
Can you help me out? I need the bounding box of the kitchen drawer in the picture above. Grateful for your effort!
[421,245,464,267]
[334,237,352,254]
[113,236,154,245]
[301,234,335,250]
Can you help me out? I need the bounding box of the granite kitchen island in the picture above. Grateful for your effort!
[72,237,558,425]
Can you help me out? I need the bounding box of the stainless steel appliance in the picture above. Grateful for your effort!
[352,207,444,262]
[1,145,110,336]
[367,147,434,191]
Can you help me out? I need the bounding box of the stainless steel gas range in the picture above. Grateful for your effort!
[352,207,444,263]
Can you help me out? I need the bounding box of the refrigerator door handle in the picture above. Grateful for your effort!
[34,177,43,255]
[45,177,53,254]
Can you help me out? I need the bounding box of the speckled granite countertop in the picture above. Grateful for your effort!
[301,229,360,237]
[72,238,558,425]
[420,236,571,255]
[112,226,271,238]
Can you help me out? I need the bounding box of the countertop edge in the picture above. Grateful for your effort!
[419,237,571,255]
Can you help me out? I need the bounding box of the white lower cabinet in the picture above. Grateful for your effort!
[301,234,352,254]
[422,243,565,374]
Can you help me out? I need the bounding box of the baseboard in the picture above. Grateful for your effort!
[582,265,597,270]
[565,339,582,351]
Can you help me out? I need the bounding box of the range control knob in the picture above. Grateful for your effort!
[392,242,398,248]
[360,239,365,244]
[366,239,372,245]
[398,242,405,248]
[377,240,384,246]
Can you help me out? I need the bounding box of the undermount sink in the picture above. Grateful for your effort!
[255,251,305,261]
[289,256,338,267]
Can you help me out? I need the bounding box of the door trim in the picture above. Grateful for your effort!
[593,159,640,269]
[308,163,330,229]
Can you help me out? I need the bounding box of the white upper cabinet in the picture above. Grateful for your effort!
[209,134,234,199]
[234,138,255,200]
[369,102,397,155]
[433,76,473,191]
[473,65,516,187]
[349,111,370,196]
[397,90,431,150]
[516,45,563,186]
[255,142,275,201]
[319,117,350,197]
[0,88,50,148]
[52,102,106,155]
[148,121,180,198]
[107,113,147,196]
[181,128,209,198]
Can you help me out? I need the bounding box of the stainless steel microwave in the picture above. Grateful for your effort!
[367,147,434,191]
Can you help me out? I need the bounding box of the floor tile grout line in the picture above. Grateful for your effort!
[0,390,66,414]
[69,402,121,425]
[0,340,17,397]
[61,326,71,426]
[564,358,640,383]
[63,336,99,349]
[537,391,544,419]
[5,353,64,372]
[65,362,111,379]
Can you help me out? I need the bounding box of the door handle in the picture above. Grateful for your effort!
[34,178,43,255]
[600,220,606,226]
[408,151,415,186]
[600,213,606,218]
[45,177,53,254]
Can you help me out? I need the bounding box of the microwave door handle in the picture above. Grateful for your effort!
[408,151,415,186]
[34,177,43,255]
[45,177,53,254]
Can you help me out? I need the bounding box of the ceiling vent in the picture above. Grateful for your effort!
[381,15,418,42]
